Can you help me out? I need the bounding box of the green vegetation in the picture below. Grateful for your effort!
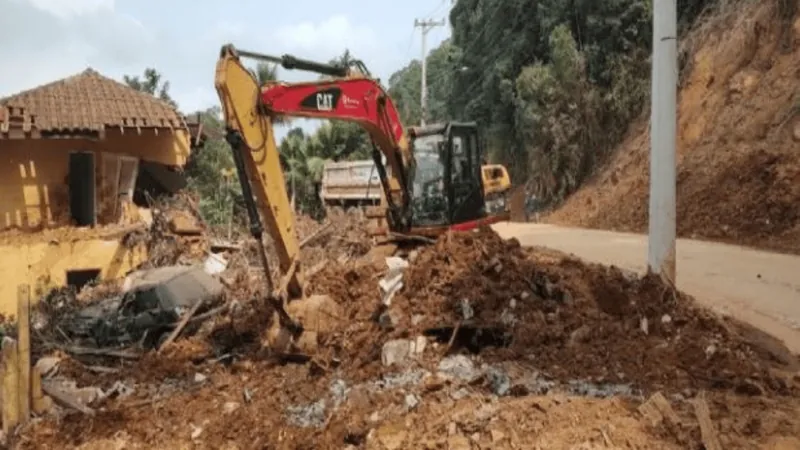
[388,0,738,205]
[124,0,735,224]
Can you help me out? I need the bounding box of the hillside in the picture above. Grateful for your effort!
[548,0,800,254]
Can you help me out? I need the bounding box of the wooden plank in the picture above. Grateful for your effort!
[157,299,204,353]
[2,337,20,434]
[692,391,722,450]
[17,285,31,422]
[30,366,50,415]
[638,391,680,426]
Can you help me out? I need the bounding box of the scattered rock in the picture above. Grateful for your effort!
[438,355,479,382]
[378,310,398,330]
[447,434,471,450]
[223,402,240,414]
[329,379,349,406]
[474,403,497,421]
[404,393,420,410]
[487,367,511,396]
[412,336,427,355]
[190,424,203,440]
[194,373,208,383]
[423,374,446,392]
[447,422,457,436]
[169,211,204,235]
[490,428,506,442]
[381,339,413,367]
[374,423,407,450]
[450,388,470,400]
[285,400,326,428]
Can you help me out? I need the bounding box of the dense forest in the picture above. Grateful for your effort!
[388,0,739,205]
[127,0,739,225]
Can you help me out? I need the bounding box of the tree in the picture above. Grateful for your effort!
[123,68,178,109]
[251,62,290,125]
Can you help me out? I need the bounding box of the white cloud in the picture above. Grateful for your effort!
[0,0,154,98]
[26,0,114,19]
[273,15,378,57]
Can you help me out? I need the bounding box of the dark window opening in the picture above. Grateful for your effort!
[68,151,96,227]
[66,269,101,291]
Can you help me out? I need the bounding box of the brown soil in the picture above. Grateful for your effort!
[17,228,800,449]
[548,1,800,254]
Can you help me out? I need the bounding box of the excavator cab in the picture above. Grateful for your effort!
[408,122,486,229]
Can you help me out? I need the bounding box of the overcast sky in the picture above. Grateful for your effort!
[0,0,451,139]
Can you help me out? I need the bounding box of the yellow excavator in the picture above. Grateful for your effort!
[481,164,512,216]
[214,44,509,354]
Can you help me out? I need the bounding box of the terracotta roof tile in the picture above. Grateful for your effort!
[0,68,186,138]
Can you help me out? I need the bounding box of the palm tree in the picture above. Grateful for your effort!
[252,62,290,125]
[279,128,328,212]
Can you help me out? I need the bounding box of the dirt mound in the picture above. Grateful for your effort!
[548,1,800,254]
[386,229,799,395]
[15,227,800,449]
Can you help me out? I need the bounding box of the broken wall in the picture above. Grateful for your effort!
[0,237,147,316]
[0,128,192,230]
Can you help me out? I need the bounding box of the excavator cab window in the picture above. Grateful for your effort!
[409,122,486,227]
[447,124,485,225]
[410,133,449,226]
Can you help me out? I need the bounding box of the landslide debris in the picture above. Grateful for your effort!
[16,218,800,449]
[548,0,800,254]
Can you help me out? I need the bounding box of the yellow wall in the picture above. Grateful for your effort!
[0,128,191,230]
[0,237,148,317]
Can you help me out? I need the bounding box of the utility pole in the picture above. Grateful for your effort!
[414,18,445,125]
[648,0,678,284]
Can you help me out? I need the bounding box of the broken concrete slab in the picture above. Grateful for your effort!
[122,265,223,311]
[64,265,224,348]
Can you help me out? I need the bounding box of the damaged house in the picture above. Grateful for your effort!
[0,68,205,316]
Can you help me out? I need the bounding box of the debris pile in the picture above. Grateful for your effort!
[9,216,800,448]
[302,228,799,396]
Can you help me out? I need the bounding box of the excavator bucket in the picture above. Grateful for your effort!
[265,294,345,355]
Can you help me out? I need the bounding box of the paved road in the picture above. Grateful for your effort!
[493,222,800,353]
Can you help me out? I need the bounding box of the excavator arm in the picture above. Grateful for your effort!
[214,45,306,333]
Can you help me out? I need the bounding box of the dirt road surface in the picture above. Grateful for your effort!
[493,222,800,353]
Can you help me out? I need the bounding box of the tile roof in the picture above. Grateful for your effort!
[0,68,187,139]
